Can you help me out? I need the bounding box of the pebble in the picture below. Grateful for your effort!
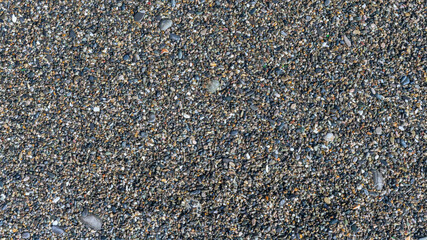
[207,80,220,93]
[169,33,181,42]
[373,169,384,191]
[324,133,335,142]
[401,76,410,86]
[343,35,352,47]
[52,225,65,235]
[375,127,383,135]
[159,19,173,31]
[134,12,144,22]
[79,211,102,231]
[148,113,156,123]
[93,106,100,112]
[21,232,30,239]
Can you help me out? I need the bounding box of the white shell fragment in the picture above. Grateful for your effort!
[373,169,384,191]
[79,212,102,230]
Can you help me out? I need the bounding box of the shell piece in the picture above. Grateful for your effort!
[373,169,384,191]
[79,213,102,230]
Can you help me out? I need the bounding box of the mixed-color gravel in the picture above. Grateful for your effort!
[0,0,426,239]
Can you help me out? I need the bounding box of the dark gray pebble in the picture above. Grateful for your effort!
[134,12,144,22]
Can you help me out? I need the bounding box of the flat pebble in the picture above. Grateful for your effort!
[343,35,352,47]
[79,211,102,231]
[207,80,220,93]
[373,169,384,191]
[324,133,335,142]
[52,225,65,235]
[134,12,144,22]
[159,19,173,31]
[21,232,30,239]
[169,33,181,42]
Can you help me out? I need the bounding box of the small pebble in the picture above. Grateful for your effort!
[134,12,144,22]
[207,80,220,93]
[159,19,173,31]
[324,133,335,142]
[52,225,65,235]
[170,33,181,42]
[343,35,352,47]
[373,169,384,191]
[401,76,410,85]
[375,127,382,135]
[79,211,102,231]
[21,232,30,239]
[148,114,156,123]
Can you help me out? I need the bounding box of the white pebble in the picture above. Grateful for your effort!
[53,197,60,203]
[324,133,335,142]
[93,106,100,112]
[183,113,191,119]
[79,213,102,231]
[343,35,352,47]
